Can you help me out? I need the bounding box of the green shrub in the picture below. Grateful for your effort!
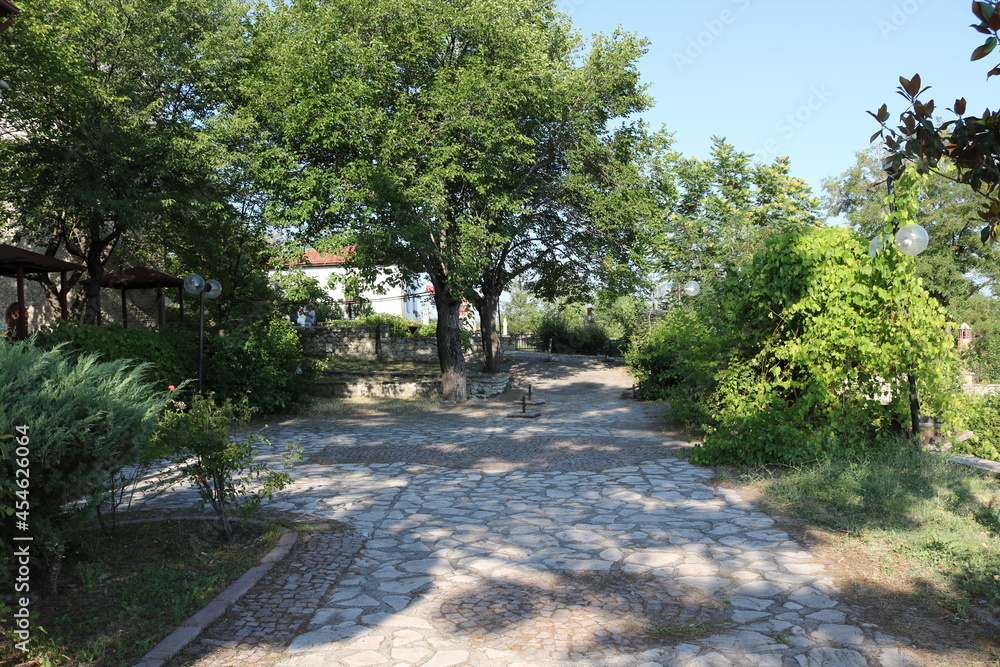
[0,341,169,560]
[33,321,197,389]
[688,225,962,466]
[205,313,317,414]
[624,308,729,423]
[320,314,427,337]
[150,394,297,538]
[535,312,610,355]
[599,296,650,350]
[623,214,962,466]
[357,313,414,337]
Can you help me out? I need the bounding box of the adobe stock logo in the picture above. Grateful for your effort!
[758,85,834,160]
[878,0,929,40]
[673,0,753,73]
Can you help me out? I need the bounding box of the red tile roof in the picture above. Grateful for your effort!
[292,246,356,268]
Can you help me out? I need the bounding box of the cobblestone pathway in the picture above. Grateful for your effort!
[160,354,925,667]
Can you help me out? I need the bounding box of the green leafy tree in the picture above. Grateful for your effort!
[952,294,1000,382]
[469,128,671,372]
[271,268,335,322]
[0,0,251,322]
[164,216,278,326]
[504,280,546,336]
[242,0,656,398]
[597,294,652,349]
[657,137,821,284]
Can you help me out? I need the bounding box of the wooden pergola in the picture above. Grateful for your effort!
[0,244,83,341]
[0,0,20,34]
[90,267,186,327]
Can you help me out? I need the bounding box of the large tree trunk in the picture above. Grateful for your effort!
[82,247,105,325]
[77,217,120,325]
[475,289,502,374]
[434,290,467,402]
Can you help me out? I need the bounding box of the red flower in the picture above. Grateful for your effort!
[168,385,176,391]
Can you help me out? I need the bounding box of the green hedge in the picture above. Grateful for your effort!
[323,313,431,337]
[34,321,197,390]
[35,316,317,416]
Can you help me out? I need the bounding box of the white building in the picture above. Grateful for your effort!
[288,248,433,321]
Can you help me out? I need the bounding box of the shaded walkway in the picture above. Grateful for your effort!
[159,354,925,667]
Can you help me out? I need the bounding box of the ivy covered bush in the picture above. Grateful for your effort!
[699,225,960,465]
[205,313,317,414]
[0,341,169,559]
[630,224,962,466]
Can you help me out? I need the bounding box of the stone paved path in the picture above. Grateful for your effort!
[159,354,925,667]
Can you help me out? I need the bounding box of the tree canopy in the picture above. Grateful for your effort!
[655,137,820,286]
[243,0,661,397]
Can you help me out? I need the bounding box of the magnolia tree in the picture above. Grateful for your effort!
[870,1,1000,243]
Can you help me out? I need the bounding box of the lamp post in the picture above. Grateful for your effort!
[184,274,222,393]
[655,279,701,302]
[650,279,700,325]
[872,158,929,439]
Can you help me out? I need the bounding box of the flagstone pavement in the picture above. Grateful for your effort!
[151,353,927,667]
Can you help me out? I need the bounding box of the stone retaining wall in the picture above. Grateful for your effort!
[299,327,510,399]
[297,326,484,363]
[310,373,511,399]
[963,384,1000,396]
[960,371,1000,396]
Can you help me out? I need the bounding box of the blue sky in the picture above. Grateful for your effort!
[561,1,996,210]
